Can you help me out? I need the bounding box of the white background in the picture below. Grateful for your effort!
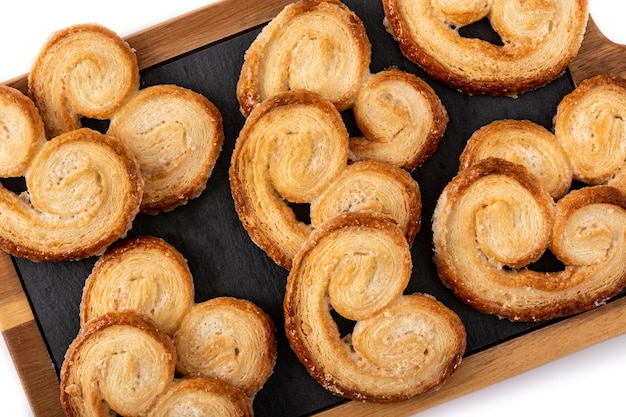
[1,1,625,416]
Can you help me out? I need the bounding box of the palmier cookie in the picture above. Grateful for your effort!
[554,74,626,190]
[230,90,423,269]
[230,89,349,269]
[0,85,46,177]
[382,0,588,96]
[29,23,139,138]
[174,297,277,398]
[237,0,371,116]
[80,236,194,335]
[0,128,143,261]
[460,119,572,199]
[433,158,626,321]
[108,85,224,214]
[60,311,176,417]
[285,212,466,402]
[310,160,422,244]
[147,377,253,417]
[350,69,448,171]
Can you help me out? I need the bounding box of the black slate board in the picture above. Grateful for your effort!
[9,1,588,416]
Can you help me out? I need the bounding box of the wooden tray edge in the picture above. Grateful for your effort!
[1,1,626,416]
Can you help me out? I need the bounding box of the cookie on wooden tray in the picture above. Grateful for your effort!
[28,23,140,138]
[350,68,448,171]
[0,85,46,177]
[432,158,626,322]
[230,89,424,269]
[80,236,195,335]
[460,119,573,200]
[554,74,626,190]
[382,0,589,96]
[174,297,277,398]
[108,84,224,214]
[237,0,371,116]
[147,377,253,417]
[0,127,143,262]
[60,311,176,417]
[285,212,466,402]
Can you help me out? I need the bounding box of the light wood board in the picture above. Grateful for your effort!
[1,1,626,416]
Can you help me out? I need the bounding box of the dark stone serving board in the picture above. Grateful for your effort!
[9,1,618,416]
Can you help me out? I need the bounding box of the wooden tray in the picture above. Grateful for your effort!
[2,1,626,416]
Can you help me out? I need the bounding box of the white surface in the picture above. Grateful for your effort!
[1,1,625,416]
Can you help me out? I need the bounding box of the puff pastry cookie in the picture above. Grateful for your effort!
[80,236,195,335]
[350,69,448,171]
[0,85,46,177]
[310,160,421,244]
[108,85,224,214]
[0,127,143,261]
[29,23,139,138]
[460,119,572,199]
[382,0,589,96]
[433,158,626,321]
[237,0,371,116]
[230,90,424,269]
[554,74,626,190]
[147,377,253,417]
[60,311,176,417]
[285,212,466,402]
[174,297,277,398]
[230,89,349,268]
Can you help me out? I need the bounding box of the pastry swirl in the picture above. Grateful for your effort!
[554,74,626,189]
[350,69,448,171]
[28,23,140,138]
[0,85,46,177]
[310,160,421,244]
[0,127,143,261]
[284,212,465,402]
[236,0,371,116]
[60,311,176,417]
[80,236,195,335]
[108,85,224,214]
[174,297,277,398]
[382,0,588,96]
[433,158,626,321]
[460,119,572,199]
[147,377,253,417]
[230,90,349,269]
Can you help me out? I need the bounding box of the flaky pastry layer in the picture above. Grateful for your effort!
[80,236,195,335]
[108,84,224,214]
[29,23,139,138]
[382,0,588,96]
[285,212,465,402]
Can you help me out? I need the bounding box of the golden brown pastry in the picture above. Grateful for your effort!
[147,377,253,417]
[382,0,589,96]
[0,128,143,261]
[237,0,371,116]
[284,212,466,402]
[29,23,139,138]
[350,69,448,171]
[0,85,46,177]
[60,311,176,417]
[174,297,277,398]
[460,119,572,199]
[554,74,626,190]
[230,90,349,269]
[80,236,195,335]
[433,158,626,321]
[310,160,421,244]
[107,85,224,214]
